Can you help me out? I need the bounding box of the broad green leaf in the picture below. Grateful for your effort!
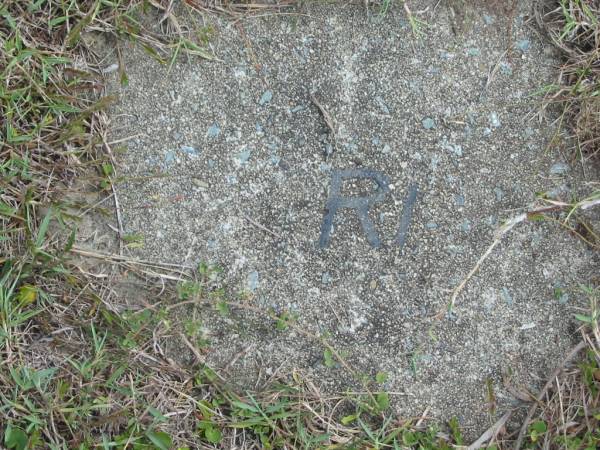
[230,400,259,413]
[0,201,17,218]
[204,426,221,444]
[323,348,335,368]
[17,285,37,305]
[402,430,418,446]
[4,426,28,450]
[530,420,547,434]
[376,392,390,411]
[35,208,53,248]
[146,431,172,450]
[216,301,229,317]
[341,414,358,425]
[448,416,463,445]
[575,314,593,323]
[49,16,68,28]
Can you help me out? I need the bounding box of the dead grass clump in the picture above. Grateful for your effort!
[514,288,600,449]
[536,0,600,161]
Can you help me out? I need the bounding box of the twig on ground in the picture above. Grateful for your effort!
[480,49,509,101]
[445,211,528,315]
[310,92,337,155]
[243,214,282,239]
[444,195,599,315]
[468,411,511,450]
[179,331,205,364]
[71,246,195,273]
[99,129,125,255]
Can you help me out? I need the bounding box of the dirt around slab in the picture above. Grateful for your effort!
[104,0,598,438]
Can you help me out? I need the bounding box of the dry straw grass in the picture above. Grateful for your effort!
[536,0,600,162]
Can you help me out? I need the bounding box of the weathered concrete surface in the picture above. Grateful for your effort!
[107,1,597,437]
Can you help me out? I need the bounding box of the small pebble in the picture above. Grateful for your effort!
[180,146,199,156]
[467,48,480,57]
[321,272,332,284]
[460,219,471,232]
[483,296,495,313]
[164,151,176,165]
[483,14,495,25]
[446,244,462,256]
[501,287,513,306]
[192,179,209,189]
[516,39,531,52]
[374,96,390,115]
[344,142,358,152]
[444,143,463,157]
[545,184,567,200]
[455,194,465,206]
[319,162,332,173]
[259,90,273,106]
[237,148,252,165]
[558,292,570,305]
[426,222,438,230]
[207,123,221,138]
[494,187,504,201]
[422,118,436,130]
[101,63,119,74]
[499,62,513,76]
[247,271,259,292]
[489,112,501,128]
[550,162,569,175]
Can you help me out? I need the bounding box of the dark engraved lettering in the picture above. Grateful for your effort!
[319,169,390,248]
[394,183,418,251]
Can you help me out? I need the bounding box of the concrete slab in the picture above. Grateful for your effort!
[107,1,596,436]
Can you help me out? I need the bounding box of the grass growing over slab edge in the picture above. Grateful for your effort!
[0,0,599,448]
